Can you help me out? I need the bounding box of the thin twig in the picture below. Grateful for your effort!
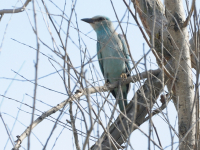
[69,102,81,150]
[0,113,14,147]
[123,0,174,80]
[27,0,40,150]
[12,69,156,149]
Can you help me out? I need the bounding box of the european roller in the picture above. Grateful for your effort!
[81,16,131,111]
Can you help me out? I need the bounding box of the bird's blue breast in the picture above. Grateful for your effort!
[97,32,126,83]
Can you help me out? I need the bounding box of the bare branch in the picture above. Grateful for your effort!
[189,31,200,70]
[91,64,169,150]
[0,113,14,147]
[0,0,31,14]
[144,94,170,122]
[123,0,174,80]
[12,69,157,150]
[182,0,195,28]
[69,102,81,150]
[27,0,40,149]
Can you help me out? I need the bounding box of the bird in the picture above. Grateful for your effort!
[81,16,131,111]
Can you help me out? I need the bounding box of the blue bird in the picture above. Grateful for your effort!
[81,16,131,111]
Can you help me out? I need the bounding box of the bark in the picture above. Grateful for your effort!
[133,0,199,71]
[132,0,180,116]
[164,0,195,149]
[132,0,195,148]
[133,0,171,60]
[90,0,196,149]
[91,67,168,150]
[0,0,196,149]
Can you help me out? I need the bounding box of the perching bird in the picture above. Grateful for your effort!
[81,16,131,111]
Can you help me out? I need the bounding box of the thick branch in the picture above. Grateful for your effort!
[165,0,195,149]
[131,0,199,71]
[12,69,159,150]
[123,0,174,80]
[127,0,196,148]
[91,66,169,150]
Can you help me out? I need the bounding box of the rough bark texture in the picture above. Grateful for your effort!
[91,69,168,149]
[164,0,195,149]
[133,0,195,148]
[133,0,169,57]
[133,0,180,113]
[90,0,196,149]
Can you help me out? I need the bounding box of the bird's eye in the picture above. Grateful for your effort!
[98,17,105,21]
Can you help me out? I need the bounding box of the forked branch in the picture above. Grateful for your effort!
[0,0,31,14]
[12,69,159,150]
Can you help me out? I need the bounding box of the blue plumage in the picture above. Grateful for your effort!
[82,16,131,111]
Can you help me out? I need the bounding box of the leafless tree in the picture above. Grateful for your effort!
[0,0,199,150]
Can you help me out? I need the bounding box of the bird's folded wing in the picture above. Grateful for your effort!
[118,34,131,72]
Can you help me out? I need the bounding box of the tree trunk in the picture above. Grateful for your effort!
[164,0,195,149]
[91,0,196,149]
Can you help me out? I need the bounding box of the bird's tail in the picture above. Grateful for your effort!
[111,90,127,112]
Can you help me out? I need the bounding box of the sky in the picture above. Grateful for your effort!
[0,0,199,150]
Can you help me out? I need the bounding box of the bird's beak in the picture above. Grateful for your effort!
[81,18,94,24]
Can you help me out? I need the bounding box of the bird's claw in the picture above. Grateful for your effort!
[104,81,110,87]
[120,73,127,81]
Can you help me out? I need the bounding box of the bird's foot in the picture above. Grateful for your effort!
[104,81,110,87]
[120,73,127,81]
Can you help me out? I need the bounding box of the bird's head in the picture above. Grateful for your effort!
[81,16,113,32]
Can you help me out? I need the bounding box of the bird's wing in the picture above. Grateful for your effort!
[118,34,131,72]
[97,42,104,75]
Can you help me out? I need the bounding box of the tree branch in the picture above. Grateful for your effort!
[189,31,200,70]
[0,0,31,14]
[182,0,195,28]
[165,0,195,148]
[69,102,81,150]
[12,69,158,150]
[91,65,170,149]
[123,0,174,80]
